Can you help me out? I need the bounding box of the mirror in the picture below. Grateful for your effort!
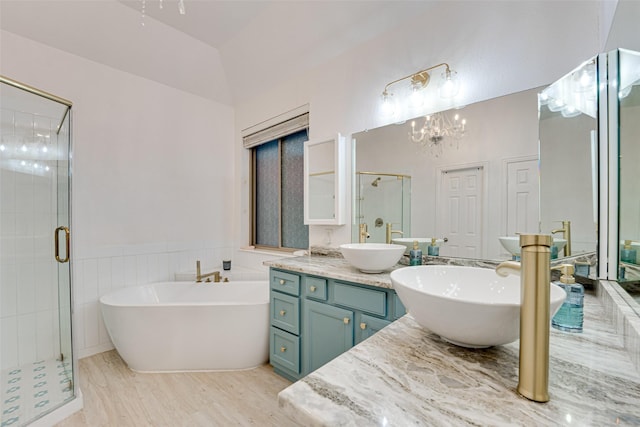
[353,84,599,261]
[619,48,640,284]
[304,133,346,225]
[538,56,599,262]
[354,87,550,260]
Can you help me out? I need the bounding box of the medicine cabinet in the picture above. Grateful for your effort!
[304,133,346,225]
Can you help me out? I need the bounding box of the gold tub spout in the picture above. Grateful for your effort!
[196,260,221,283]
[496,233,552,403]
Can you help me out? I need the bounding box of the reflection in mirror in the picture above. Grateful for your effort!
[619,49,640,291]
[352,87,544,261]
[352,172,411,244]
[304,134,346,225]
[538,56,599,263]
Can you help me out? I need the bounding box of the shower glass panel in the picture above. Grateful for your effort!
[0,77,74,426]
[353,172,411,243]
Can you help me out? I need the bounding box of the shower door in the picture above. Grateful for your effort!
[0,77,74,426]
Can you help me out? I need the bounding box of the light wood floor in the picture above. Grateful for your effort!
[55,350,299,426]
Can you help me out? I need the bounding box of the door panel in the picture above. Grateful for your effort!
[438,166,484,258]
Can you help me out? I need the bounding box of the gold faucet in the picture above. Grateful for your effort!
[196,260,221,283]
[496,234,552,403]
[385,223,404,244]
[359,223,370,243]
[551,220,571,257]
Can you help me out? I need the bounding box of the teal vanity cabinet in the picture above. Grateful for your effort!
[269,267,406,380]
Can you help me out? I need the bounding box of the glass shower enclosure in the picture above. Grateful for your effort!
[1,77,75,425]
[353,172,411,243]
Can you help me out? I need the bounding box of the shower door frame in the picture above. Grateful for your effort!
[0,75,76,423]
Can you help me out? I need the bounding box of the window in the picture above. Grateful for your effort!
[251,128,309,251]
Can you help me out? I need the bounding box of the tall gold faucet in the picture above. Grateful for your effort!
[196,260,221,283]
[496,234,552,402]
[385,223,404,244]
[551,220,571,257]
[359,223,370,243]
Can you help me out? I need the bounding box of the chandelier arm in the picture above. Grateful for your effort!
[382,63,451,95]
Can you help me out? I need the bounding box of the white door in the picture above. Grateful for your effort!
[437,166,484,258]
[506,158,539,236]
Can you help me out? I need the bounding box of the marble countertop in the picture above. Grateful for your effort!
[278,292,640,426]
[263,254,501,290]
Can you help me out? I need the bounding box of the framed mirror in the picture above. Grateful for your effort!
[304,133,346,225]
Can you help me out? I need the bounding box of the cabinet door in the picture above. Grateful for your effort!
[357,314,391,344]
[304,299,354,374]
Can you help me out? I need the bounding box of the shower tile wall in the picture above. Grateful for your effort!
[1,165,59,371]
[72,243,234,358]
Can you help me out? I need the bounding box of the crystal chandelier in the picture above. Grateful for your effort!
[409,112,466,157]
[140,0,186,26]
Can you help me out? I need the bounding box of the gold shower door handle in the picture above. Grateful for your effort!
[55,226,70,263]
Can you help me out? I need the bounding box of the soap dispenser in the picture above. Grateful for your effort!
[409,240,422,266]
[427,238,439,256]
[621,240,637,264]
[551,264,583,333]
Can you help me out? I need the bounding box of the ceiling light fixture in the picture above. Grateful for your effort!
[380,63,460,116]
[140,0,186,26]
[409,111,467,157]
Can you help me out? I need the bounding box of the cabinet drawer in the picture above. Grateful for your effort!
[393,293,407,320]
[270,327,300,374]
[332,282,387,317]
[271,292,300,334]
[270,270,300,296]
[304,276,328,301]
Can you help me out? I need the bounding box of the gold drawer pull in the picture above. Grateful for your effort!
[310,285,317,292]
[343,317,350,325]
[280,346,287,353]
[279,279,285,285]
[360,322,367,330]
[279,310,286,316]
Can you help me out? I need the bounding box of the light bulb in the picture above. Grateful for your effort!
[42,146,48,153]
[380,91,395,117]
[410,83,424,108]
[0,144,5,151]
[438,69,460,99]
[21,144,27,152]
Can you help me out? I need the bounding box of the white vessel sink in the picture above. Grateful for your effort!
[499,236,567,256]
[390,265,566,348]
[391,237,445,255]
[340,243,405,273]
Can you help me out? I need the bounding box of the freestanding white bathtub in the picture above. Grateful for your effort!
[100,281,269,372]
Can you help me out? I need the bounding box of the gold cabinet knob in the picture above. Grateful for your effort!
[279,279,285,285]
[310,285,317,292]
[279,309,286,316]
[280,346,287,353]
[360,322,367,330]
[343,317,350,325]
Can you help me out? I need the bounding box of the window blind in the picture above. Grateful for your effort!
[242,105,309,148]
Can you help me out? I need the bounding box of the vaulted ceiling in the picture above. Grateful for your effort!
[1,0,436,106]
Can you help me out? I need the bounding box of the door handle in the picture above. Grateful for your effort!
[55,226,70,263]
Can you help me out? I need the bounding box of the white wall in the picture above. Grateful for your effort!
[234,1,606,258]
[1,30,236,358]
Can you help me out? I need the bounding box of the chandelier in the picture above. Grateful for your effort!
[141,0,186,26]
[409,111,467,157]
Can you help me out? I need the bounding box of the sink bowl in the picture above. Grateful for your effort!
[391,237,445,255]
[340,243,405,273]
[390,265,566,348]
[499,236,567,256]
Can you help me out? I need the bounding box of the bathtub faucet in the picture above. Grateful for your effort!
[196,260,221,283]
